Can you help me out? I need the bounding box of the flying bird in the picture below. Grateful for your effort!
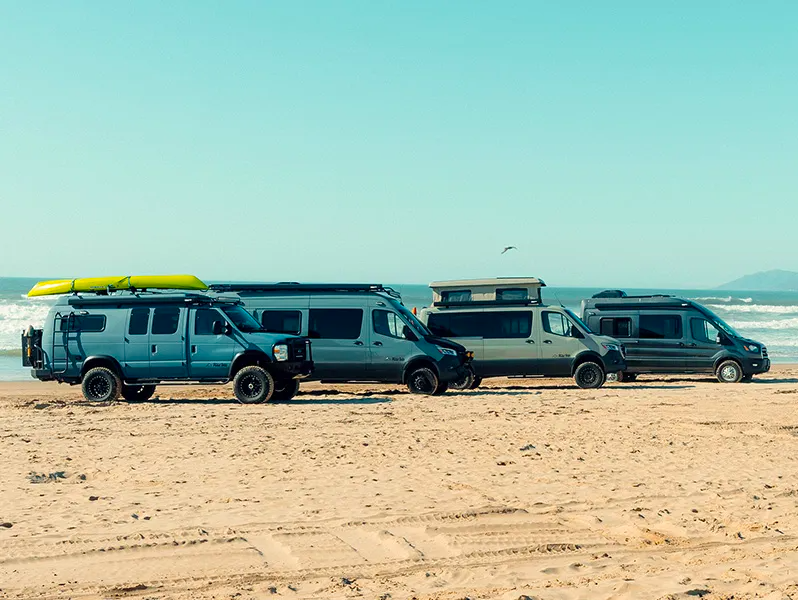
[501,246,517,254]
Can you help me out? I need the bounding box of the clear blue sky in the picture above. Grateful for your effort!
[1,1,795,288]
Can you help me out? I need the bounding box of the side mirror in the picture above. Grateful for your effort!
[403,326,418,342]
[212,321,224,335]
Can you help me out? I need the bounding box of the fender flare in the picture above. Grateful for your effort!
[228,350,273,379]
[80,355,125,380]
[571,351,606,375]
[402,357,439,384]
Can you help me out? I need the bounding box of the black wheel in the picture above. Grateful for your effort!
[81,367,121,402]
[406,366,447,395]
[449,366,475,391]
[617,371,637,383]
[574,362,605,389]
[233,366,275,404]
[716,360,743,383]
[272,379,300,401]
[121,384,156,401]
[469,376,482,390]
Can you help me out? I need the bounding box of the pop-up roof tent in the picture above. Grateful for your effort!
[429,277,546,306]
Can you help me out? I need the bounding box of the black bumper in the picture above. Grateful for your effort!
[271,360,314,379]
[32,368,56,382]
[436,355,471,383]
[602,350,627,373]
[743,356,770,375]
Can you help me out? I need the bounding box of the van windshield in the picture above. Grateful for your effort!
[221,305,263,333]
[701,307,741,338]
[565,309,593,334]
[395,304,431,337]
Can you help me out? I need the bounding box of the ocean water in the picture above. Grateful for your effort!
[2,278,797,381]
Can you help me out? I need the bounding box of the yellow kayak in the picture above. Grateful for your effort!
[27,275,208,297]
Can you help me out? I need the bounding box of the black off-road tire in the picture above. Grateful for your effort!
[469,375,482,390]
[406,366,447,396]
[449,367,476,391]
[716,360,743,383]
[574,362,606,389]
[272,379,300,401]
[81,367,122,402]
[233,366,275,404]
[121,384,156,401]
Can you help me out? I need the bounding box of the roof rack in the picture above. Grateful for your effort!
[208,283,402,300]
[434,298,542,308]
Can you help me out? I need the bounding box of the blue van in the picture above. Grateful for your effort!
[22,292,313,403]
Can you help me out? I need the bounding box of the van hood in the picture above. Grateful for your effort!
[591,334,622,347]
[424,335,468,353]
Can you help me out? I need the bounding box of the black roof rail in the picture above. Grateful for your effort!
[433,298,542,308]
[66,293,240,307]
[208,282,402,300]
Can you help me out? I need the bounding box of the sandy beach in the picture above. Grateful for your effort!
[1,367,798,599]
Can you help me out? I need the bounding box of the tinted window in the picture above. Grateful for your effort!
[128,308,150,335]
[496,288,527,301]
[261,310,302,334]
[639,314,682,339]
[441,290,471,303]
[427,311,531,338]
[691,318,720,344]
[195,309,226,335]
[308,309,362,339]
[373,310,411,339]
[151,307,181,335]
[600,317,631,338]
[542,311,578,337]
[60,314,106,332]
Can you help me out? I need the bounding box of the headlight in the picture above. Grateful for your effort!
[436,346,457,356]
[602,343,620,352]
[743,344,759,353]
[273,344,288,361]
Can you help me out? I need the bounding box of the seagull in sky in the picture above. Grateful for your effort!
[501,246,517,254]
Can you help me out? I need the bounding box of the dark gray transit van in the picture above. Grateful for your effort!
[209,283,472,395]
[580,291,770,383]
[418,278,627,389]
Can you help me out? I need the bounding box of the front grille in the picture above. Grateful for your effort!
[289,339,308,361]
[620,344,627,358]
[762,347,768,358]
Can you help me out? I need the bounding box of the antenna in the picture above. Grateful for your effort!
[549,287,565,308]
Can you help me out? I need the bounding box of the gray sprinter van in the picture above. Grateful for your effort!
[580,291,770,383]
[208,283,472,395]
[22,292,313,403]
[417,278,626,389]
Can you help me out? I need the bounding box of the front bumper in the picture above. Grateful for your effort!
[272,360,314,380]
[602,350,627,373]
[743,356,770,375]
[437,354,472,383]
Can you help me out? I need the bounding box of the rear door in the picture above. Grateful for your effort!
[635,312,686,371]
[308,299,368,380]
[124,308,151,379]
[480,310,538,376]
[188,308,237,379]
[149,306,188,379]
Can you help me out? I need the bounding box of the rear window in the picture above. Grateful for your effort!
[427,311,531,338]
[600,317,632,338]
[151,307,181,335]
[308,309,362,339]
[261,310,302,335]
[639,314,682,339]
[60,314,106,332]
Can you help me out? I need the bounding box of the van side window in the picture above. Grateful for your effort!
[441,290,471,303]
[600,317,631,338]
[542,312,577,337]
[496,288,527,301]
[194,309,226,335]
[128,308,150,335]
[373,310,409,339]
[639,314,682,339]
[308,309,362,339]
[691,318,720,344]
[261,310,302,335]
[428,312,530,338]
[60,315,106,332]
[151,307,181,335]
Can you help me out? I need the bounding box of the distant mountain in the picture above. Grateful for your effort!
[718,269,798,291]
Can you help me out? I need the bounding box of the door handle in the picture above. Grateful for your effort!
[354,341,364,346]
[525,340,535,344]
[373,341,383,346]
[151,344,157,353]
[543,340,553,344]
